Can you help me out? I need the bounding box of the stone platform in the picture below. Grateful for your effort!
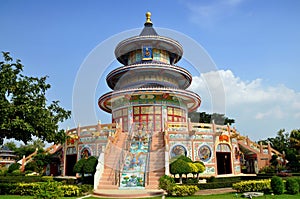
[93,189,165,198]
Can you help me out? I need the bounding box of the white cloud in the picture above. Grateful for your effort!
[189,69,300,140]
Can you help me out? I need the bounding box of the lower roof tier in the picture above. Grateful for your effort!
[98,87,201,113]
[106,63,192,90]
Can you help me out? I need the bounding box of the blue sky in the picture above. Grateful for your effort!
[1,0,300,142]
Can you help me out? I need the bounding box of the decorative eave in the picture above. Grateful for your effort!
[114,35,183,65]
[106,62,192,90]
[98,87,201,113]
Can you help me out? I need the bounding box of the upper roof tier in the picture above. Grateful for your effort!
[114,12,183,65]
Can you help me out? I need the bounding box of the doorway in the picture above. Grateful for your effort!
[216,152,232,175]
[66,155,77,176]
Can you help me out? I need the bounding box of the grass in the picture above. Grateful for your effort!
[0,196,78,199]
[1,193,300,199]
[84,193,300,199]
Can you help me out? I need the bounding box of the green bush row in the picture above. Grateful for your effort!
[0,175,50,183]
[171,185,199,196]
[159,175,199,196]
[0,181,82,197]
[285,178,299,195]
[232,179,271,193]
[198,181,236,189]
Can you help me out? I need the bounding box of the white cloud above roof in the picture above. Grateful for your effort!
[189,69,300,140]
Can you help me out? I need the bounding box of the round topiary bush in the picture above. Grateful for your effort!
[159,175,175,196]
[25,161,38,172]
[8,163,20,173]
[271,176,284,195]
[286,178,299,195]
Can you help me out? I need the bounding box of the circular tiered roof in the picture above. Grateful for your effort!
[98,87,201,113]
[106,63,192,90]
[98,12,201,114]
[114,12,183,65]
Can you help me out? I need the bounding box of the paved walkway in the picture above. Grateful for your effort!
[196,187,236,195]
[90,188,236,198]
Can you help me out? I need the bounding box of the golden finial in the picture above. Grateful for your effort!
[145,12,152,24]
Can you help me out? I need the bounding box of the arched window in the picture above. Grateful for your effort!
[198,145,212,162]
[170,144,187,158]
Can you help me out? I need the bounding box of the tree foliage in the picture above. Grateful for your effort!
[33,152,51,174]
[188,111,235,125]
[0,52,71,144]
[73,156,98,177]
[259,129,300,172]
[170,155,205,184]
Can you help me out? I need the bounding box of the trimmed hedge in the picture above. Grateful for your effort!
[11,182,40,196]
[158,175,198,197]
[53,176,77,185]
[198,181,235,189]
[0,183,16,195]
[172,185,199,196]
[0,181,81,197]
[0,175,49,183]
[232,179,271,193]
[286,178,299,195]
[271,176,284,195]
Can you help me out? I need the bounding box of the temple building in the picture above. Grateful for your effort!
[19,12,281,196]
[0,146,17,168]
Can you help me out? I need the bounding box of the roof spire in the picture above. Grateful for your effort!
[145,11,152,25]
[139,11,158,36]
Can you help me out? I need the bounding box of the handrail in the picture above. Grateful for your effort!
[145,130,153,186]
[115,122,135,186]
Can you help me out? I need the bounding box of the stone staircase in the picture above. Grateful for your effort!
[96,132,127,190]
[146,132,165,189]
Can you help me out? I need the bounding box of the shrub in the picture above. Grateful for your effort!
[34,181,63,199]
[60,185,81,197]
[0,175,44,183]
[159,175,175,196]
[295,177,300,191]
[259,165,275,174]
[8,163,21,173]
[11,182,39,196]
[170,159,190,184]
[0,183,16,194]
[271,176,284,195]
[200,181,237,189]
[207,176,216,182]
[286,178,299,195]
[79,184,93,195]
[41,176,54,181]
[232,179,271,193]
[172,185,199,196]
[0,167,8,176]
[11,169,23,176]
[25,161,38,172]
[185,178,198,184]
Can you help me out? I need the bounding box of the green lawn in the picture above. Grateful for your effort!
[2,193,300,199]
[0,196,78,199]
[82,193,300,199]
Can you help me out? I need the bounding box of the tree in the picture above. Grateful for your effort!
[0,52,71,144]
[188,111,235,125]
[193,161,205,180]
[267,129,289,154]
[170,159,189,184]
[290,129,300,152]
[170,156,205,184]
[3,141,17,151]
[33,152,51,174]
[73,156,98,180]
[259,128,300,172]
